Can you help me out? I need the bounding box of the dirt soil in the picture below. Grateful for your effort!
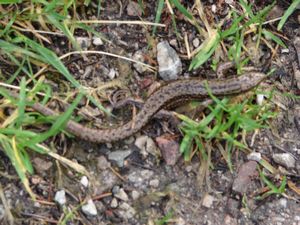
[0,1,300,225]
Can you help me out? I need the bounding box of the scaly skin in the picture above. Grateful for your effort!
[29,72,266,143]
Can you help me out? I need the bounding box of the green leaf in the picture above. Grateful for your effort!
[189,31,220,69]
[15,77,26,128]
[152,0,165,35]
[28,93,83,145]
[170,0,193,20]
[0,0,21,4]
[262,29,287,48]
[277,0,300,30]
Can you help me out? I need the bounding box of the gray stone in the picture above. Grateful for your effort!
[132,50,147,73]
[247,152,262,162]
[54,190,66,205]
[273,153,295,168]
[94,170,118,194]
[185,165,193,173]
[202,193,214,208]
[128,169,154,188]
[157,41,182,81]
[232,161,258,194]
[33,157,53,173]
[114,188,129,202]
[131,190,140,200]
[135,135,158,157]
[108,150,132,167]
[82,199,97,216]
[75,37,91,50]
[149,179,159,188]
[127,1,143,16]
[0,205,3,220]
[278,198,287,208]
[97,156,111,170]
[118,202,136,219]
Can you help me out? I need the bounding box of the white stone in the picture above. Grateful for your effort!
[93,37,103,46]
[82,199,97,216]
[256,94,265,105]
[211,4,217,13]
[110,198,118,208]
[107,68,117,79]
[54,190,66,205]
[192,38,200,48]
[281,48,290,53]
[225,0,234,4]
[80,176,89,188]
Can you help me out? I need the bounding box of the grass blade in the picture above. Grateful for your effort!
[277,0,300,30]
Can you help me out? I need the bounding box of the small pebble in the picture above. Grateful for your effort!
[247,152,262,162]
[149,179,159,188]
[202,193,214,208]
[232,161,258,194]
[256,94,265,105]
[211,4,217,13]
[0,205,4,220]
[114,188,129,202]
[108,150,132,167]
[97,156,111,170]
[131,190,140,200]
[80,176,89,188]
[185,165,193,173]
[157,41,182,81]
[225,0,234,4]
[279,198,287,208]
[110,198,118,208]
[32,157,53,172]
[281,48,290,54]
[273,153,295,168]
[132,50,147,73]
[75,37,91,50]
[93,37,103,46]
[135,135,158,157]
[192,38,200,48]
[82,199,97,216]
[54,190,66,205]
[107,68,117,79]
[118,202,136,219]
[127,1,143,16]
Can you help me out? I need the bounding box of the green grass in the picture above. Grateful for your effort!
[256,168,287,200]
[0,0,296,203]
[178,88,276,171]
[153,0,290,71]
[0,1,106,198]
